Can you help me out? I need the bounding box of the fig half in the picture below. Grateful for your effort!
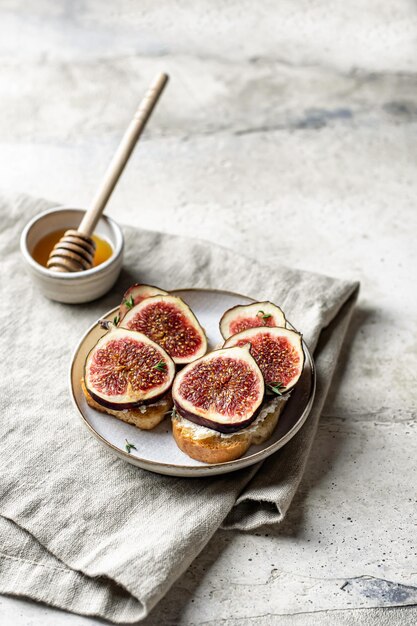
[119,284,168,322]
[121,295,208,364]
[223,326,304,393]
[220,301,286,340]
[172,344,265,433]
[84,326,176,409]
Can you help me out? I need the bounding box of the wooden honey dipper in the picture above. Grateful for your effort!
[47,72,169,272]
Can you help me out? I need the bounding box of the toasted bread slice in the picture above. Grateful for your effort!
[81,380,172,430]
[172,395,287,463]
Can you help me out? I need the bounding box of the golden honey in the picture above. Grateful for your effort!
[32,229,113,268]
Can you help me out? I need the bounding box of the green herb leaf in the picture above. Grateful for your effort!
[267,381,286,396]
[257,309,272,321]
[113,315,120,326]
[153,360,167,372]
[125,439,137,454]
[124,295,135,309]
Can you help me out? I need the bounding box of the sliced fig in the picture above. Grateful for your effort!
[84,326,176,410]
[172,344,265,433]
[219,301,286,340]
[223,326,304,393]
[121,295,207,364]
[119,284,168,321]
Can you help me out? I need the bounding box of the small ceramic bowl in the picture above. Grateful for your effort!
[20,206,124,303]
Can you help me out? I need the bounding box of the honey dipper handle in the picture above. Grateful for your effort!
[78,72,169,236]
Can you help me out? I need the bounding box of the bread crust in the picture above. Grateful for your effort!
[172,420,251,463]
[172,397,286,463]
[81,380,172,430]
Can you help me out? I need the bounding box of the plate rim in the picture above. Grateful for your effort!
[69,288,316,476]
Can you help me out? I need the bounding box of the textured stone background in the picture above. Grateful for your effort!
[1,2,416,624]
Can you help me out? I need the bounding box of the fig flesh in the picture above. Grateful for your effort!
[121,295,208,364]
[172,344,265,433]
[84,326,176,410]
[219,301,286,340]
[223,326,304,393]
[119,284,168,321]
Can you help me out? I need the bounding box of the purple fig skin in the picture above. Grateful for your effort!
[85,384,168,411]
[219,300,286,340]
[122,295,208,364]
[119,284,168,322]
[173,399,261,434]
[83,326,176,411]
[223,326,305,391]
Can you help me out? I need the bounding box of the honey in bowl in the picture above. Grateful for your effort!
[32,229,113,269]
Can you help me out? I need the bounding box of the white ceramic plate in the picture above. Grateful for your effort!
[70,289,316,477]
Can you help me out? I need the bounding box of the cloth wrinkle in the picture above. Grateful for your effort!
[0,193,359,623]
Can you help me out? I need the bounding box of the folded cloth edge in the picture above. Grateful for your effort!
[0,192,360,623]
[222,286,359,530]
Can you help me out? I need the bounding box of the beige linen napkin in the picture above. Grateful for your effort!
[0,194,359,622]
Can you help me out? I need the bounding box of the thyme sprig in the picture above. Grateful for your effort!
[153,360,167,372]
[124,295,135,309]
[113,315,120,326]
[258,309,272,321]
[267,381,286,396]
[125,439,137,454]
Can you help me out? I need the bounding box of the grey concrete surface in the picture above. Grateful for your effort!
[1,2,416,625]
